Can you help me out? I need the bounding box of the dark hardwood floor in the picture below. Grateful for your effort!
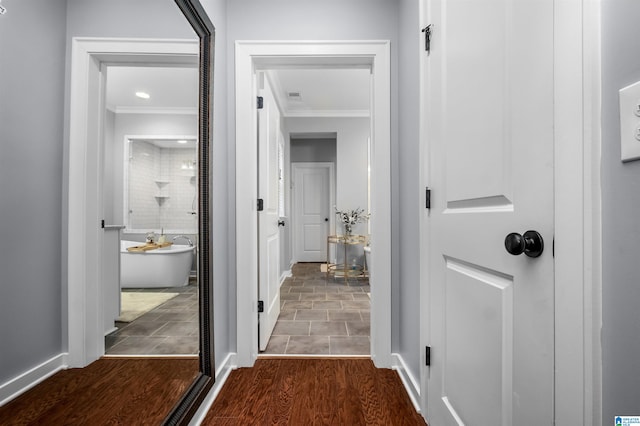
[0,357,426,425]
[203,358,427,425]
[0,358,198,425]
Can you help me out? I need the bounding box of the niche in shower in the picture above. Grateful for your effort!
[124,137,197,234]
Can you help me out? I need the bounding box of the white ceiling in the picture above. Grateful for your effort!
[105,66,199,113]
[105,65,371,117]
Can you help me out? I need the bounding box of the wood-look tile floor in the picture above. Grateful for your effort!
[262,263,371,355]
[203,358,427,425]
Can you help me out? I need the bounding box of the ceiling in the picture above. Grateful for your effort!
[105,66,371,117]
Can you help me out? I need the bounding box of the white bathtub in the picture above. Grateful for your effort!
[120,240,195,288]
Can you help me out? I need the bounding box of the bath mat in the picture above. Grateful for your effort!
[117,292,178,323]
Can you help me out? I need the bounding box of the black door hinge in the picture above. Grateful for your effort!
[425,187,431,209]
[257,198,264,211]
[101,219,105,229]
[426,346,431,366]
[258,300,264,313]
[257,96,264,109]
[422,24,432,53]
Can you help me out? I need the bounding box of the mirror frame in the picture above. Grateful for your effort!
[164,0,215,424]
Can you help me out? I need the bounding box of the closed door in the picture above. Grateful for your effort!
[425,0,554,424]
[258,74,281,351]
[293,163,333,263]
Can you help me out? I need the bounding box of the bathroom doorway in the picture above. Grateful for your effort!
[101,66,200,356]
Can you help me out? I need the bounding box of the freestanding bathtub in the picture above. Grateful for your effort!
[120,240,195,288]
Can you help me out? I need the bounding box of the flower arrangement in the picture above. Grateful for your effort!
[334,206,370,235]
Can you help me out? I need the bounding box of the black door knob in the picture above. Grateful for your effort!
[325,218,329,222]
[504,230,544,258]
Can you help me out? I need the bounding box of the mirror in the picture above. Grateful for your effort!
[164,0,215,423]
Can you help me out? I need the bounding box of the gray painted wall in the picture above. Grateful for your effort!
[601,1,640,421]
[225,0,423,381]
[0,0,67,385]
[397,0,421,380]
[290,138,336,164]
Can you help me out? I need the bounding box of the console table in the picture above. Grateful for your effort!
[326,234,368,281]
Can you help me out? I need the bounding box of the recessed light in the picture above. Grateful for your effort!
[135,91,150,99]
[177,140,188,144]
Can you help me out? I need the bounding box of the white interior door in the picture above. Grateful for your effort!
[293,163,333,263]
[425,0,555,424]
[258,74,281,351]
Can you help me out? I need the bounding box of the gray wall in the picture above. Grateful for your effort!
[0,0,67,385]
[601,1,640,421]
[226,0,424,381]
[290,138,336,164]
[397,0,422,381]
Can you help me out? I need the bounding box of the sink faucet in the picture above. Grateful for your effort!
[172,235,194,247]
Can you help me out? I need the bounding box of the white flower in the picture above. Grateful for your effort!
[334,206,370,225]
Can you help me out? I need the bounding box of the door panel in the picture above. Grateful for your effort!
[258,75,281,351]
[293,164,332,262]
[426,0,554,423]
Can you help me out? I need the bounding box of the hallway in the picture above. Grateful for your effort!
[262,263,371,355]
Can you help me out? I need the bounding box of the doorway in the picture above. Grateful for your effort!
[235,41,392,367]
[67,38,200,367]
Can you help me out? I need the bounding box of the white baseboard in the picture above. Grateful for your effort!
[279,269,292,287]
[0,353,68,407]
[392,353,421,414]
[188,352,236,425]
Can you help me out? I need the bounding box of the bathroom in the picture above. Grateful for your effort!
[102,65,200,355]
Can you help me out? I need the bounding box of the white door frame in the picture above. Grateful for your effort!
[291,162,336,263]
[235,41,392,367]
[418,0,602,422]
[67,38,198,367]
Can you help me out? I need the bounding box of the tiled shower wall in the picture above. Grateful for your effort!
[128,141,197,233]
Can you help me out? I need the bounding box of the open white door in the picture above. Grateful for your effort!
[258,74,281,351]
[292,163,333,263]
[426,0,554,424]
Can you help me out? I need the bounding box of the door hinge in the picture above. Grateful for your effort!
[425,187,431,209]
[101,219,105,229]
[257,198,264,211]
[422,24,432,53]
[426,346,431,366]
[257,96,264,109]
[258,300,264,313]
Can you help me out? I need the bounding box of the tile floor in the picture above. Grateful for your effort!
[105,280,199,355]
[262,262,371,355]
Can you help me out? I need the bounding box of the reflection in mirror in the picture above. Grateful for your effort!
[164,0,215,423]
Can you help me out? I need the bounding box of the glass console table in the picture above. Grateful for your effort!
[326,234,369,280]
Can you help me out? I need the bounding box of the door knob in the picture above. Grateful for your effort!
[325,218,329,222]
[504,230,544,258]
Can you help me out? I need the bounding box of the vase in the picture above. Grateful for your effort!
[344,223,352,236]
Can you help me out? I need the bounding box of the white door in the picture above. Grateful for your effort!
[258,74,281,351]
[425,0,554,424]
[292,163,333,263]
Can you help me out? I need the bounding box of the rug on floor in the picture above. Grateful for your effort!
[117,292,178,322]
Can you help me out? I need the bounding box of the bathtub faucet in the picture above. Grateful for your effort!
[172,235,194,247]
